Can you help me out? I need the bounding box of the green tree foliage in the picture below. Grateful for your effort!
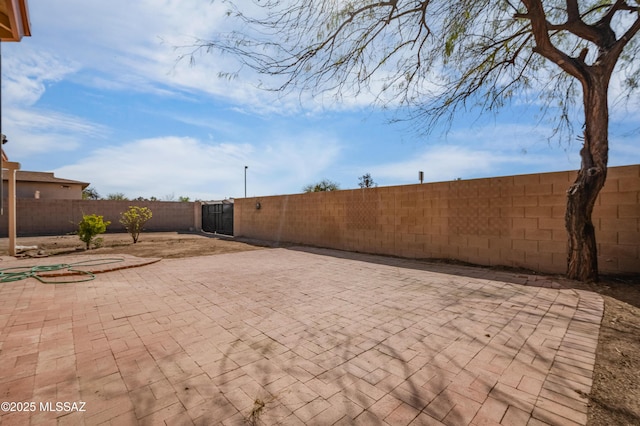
[132,196,161,201]
[358,173,377,189]
[120,206,153,243]
[190,1,640,282]
[179,196,191,202]
[82,186,101,200]
[107,193,128,200]
[303,179,341,193]
[78,214,110,250]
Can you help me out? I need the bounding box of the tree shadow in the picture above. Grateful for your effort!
[205,249,602,424]
[286,245,640,309]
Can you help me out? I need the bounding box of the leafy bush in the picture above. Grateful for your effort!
[120,206,153,243]
[78,214,110,250]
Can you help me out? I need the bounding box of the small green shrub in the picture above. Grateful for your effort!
[78,214,110,250]
[120,206,153,243]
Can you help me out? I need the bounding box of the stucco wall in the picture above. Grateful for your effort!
[0,200,202,237]
[234,165,640,275]
[2,181,85,200]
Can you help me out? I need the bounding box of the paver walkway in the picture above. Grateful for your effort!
[0,247,602,425]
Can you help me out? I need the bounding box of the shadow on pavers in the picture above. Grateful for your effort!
[286,245,564,290]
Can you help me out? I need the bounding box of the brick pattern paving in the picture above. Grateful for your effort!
[0,248,602,425]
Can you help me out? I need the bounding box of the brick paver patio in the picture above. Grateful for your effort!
[0,247,602,425]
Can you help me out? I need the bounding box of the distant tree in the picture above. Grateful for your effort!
[106,193,128,201]
[358,173,377,189]
[303,179,340,193]
[120,206,153,244]
[189,1,640,282]
[149,196,158,202]
[82,186,101,200]
[178,196,191,202]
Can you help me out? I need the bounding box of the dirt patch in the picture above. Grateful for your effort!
[2,232,263,259]
[564,276,640,425]
[1,232,638,425]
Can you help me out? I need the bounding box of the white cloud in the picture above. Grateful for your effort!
[8,108,106,136]
[10,0,266,105]
[1,47,79,106]
[2,107,108,158]
[369,123,581,184]
[2,1,430,116]
[2,105,109,158]
[0,45,106,158]
[53,133,342,200]
[8,0,639,120]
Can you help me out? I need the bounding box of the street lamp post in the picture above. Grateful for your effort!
[244,166,248,197]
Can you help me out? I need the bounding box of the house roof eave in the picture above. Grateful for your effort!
[0,0,31,42]
[3,171,90,188]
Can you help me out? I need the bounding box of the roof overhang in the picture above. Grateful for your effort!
[0,0,30,42]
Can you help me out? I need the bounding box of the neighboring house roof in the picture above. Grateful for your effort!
[3,171,90,189]
[0,0,31,41]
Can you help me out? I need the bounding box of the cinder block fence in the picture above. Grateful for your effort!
[0,200,202,237]
[234,165,639,275]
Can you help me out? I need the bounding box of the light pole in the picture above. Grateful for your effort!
[244,166,248,197]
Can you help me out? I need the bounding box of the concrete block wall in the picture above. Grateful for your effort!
[235,165,640,275]
[0,200,202,237]
[595,166,640,273]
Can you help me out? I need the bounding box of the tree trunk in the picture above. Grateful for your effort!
[566,75,609,282]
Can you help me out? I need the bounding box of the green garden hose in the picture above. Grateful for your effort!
[0,258,125,284]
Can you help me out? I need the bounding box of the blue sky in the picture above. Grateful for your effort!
[2,1,638,201]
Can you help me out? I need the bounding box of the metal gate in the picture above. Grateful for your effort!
[202,201,234,235]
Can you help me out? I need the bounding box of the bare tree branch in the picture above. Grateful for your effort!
[181,0,640,281]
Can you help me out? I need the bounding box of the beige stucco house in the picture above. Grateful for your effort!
[3,171,90,199]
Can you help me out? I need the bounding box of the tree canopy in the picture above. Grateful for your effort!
[199,1,638,136]
[193,1,640,281]
[82,186,101,200]
[303,179,341,192]
[358,173,377,188]
[106,192,128,201]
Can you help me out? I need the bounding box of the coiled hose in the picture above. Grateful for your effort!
[0,258,125,284]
